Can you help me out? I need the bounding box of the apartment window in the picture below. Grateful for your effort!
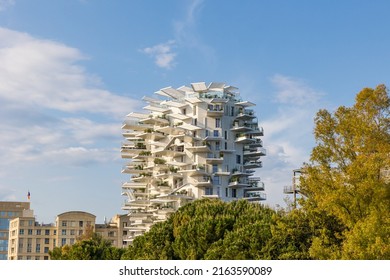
[79,221,84,227]
[18,238,23,249]
[28,229,33,235]
[53,239,56,247]
[79,230,83,235]
[236,155,241,164]
[35,256,40,260]
[44,247,49,253]
[70,238,75,245]
[224,130,228,140]
[62,221,67,227]
[36,229,41,235]
[182,108,186,115]
[212,164,218,173]
[205,130,209,137]
[27,240,32,253]
[61,238,66,246]
[44,256,49,260]
[213,176,220,185]
[45,238,50,244]
[231,106,235,116]
[215,141,220,151]
[213,130,219,137]
[26,256,31,260]
[215,118,221,128]
[19,229,24,235]
[36,244,41,253]
[232,188,237,198]
[53,230,57,236]
[61,229,66,235]
[45,229,50,235]
[193,118,197,126]
[70,229,75,235]
[28,220,33,226]
[225,142,227,150]
[205,188,213,195]
[19,220,24,226]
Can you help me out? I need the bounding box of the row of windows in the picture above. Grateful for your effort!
[18,229,56,236]
[0,211,19,217]
[17,256,49,260]
[61,220,92,228]
[16,238,52,245]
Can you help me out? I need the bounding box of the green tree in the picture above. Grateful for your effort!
[49,232,125,260]
[300,84,390,259]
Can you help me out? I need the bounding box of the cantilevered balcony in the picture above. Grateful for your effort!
[248,138,263,147]
[140,115,170,126]
[235,109,256,120]
[206,106,224,117]
[245,179,265,191]
[186,144,211,153]
[122,119,153,131]
[120,142,147,158]
[192,178,212,187]
[206,153,224,164]
[243,190,266,201]
[235,135,256,144]
[243,160,263,169]
[230,123,253,133]
[228,178,250,188]
[121,164,146,174]
[243,147,266,158]
[122,182,147,190]
[179,165,208,177]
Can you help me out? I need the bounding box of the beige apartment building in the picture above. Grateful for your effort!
[0,202,31,260]
[8,210,125,260]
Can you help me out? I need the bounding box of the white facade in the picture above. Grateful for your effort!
[121,82,266,243]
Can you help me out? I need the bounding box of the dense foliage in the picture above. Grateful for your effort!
[49,230,125,260]
[300,84,390,259]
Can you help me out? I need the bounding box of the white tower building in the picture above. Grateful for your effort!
[121,82,266,243]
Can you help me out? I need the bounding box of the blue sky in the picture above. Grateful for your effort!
[1,0,389,223]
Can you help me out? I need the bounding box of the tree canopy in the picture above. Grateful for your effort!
[300,84,390,259]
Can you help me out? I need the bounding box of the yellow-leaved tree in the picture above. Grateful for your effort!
[301,85,390,259]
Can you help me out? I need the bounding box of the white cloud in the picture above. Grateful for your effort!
[271,74,323,106]
[0,0,14,11]
[0,27,139,119]
[142,40,177,69]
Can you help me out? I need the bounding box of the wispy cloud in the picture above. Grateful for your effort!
[0,27,139,119]
[141,40,177,69]
[259,74,325,207]
[142,0,215,70]
[271,74,323,106]
[0,0,15,11]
